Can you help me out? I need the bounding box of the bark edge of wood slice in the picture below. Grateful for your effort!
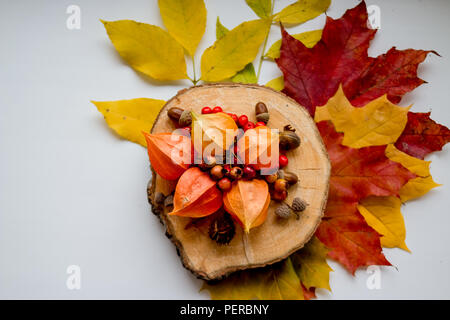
[148,83,330,280]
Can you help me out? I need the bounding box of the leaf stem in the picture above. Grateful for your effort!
[256,0,275,83]
[191,55,198,86]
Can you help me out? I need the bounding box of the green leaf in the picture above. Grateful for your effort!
[265,29,322,60]
[245,0,273,19]
[92,98,166,147]
[216,17,229,40]
[101,20,187,80]
[231,63,257,84]
[273,0,330,25]
[201,19,271,82]
[158,0,207,56]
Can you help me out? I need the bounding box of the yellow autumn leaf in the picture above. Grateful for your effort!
[215,18,257,84]
[258,259,303,300]
[245,0,273,19]
[291,237,332,291]
[92,98,165,147]
[265,76,284,91]
[102,20,187,80]
[265,29,322,60]
[399,176,441,202]
[201,271,262,300]
[201,19,271,82]
[273,0,330,25]
[315,85,410,148]
[358,196,410,252]
[158,0,206,57]
[385,144,441,202]
[202,259,304,300]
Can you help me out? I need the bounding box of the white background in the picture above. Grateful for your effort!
[0,0,449,299]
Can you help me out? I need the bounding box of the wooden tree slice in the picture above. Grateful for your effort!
[148,83,330,280]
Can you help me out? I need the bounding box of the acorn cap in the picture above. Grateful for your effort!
[275,203,292,218]
[292,197,308,212]
[179,109,192,127]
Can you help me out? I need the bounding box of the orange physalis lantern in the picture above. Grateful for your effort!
[191,111,238,156]
[237,126,279,173]
[143,132,192,180]
[223,179,270,232]
[170,167,222,218]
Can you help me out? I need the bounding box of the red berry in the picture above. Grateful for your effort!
[243,121,255,131]
[223,164,231,173]
[279,154,288,167]
[238,115,248,127]
[183,126,191,133]
[255,121,266,127]
[202,106,212,114]
[243,165,256,179]
[228,113,238,122]
[212,106,223,113]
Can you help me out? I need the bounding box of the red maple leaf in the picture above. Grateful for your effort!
[319,121,416,202]
[314,121,415,273]
[315,200,390,275]
[301,284,316,300]
[395,112,450,159]
[276,1,436,116]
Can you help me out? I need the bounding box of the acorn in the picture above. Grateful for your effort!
[229,166,243,180]
[279,126,301,151]
[274,178,289,192]
[179,110,192,127]
[275,203,292,219]
[255,102,270,124]
[167,107,184,122]
[283,171,299,185]
[209,212,235,245]
[211,165,225,180]
[292,197,308,212]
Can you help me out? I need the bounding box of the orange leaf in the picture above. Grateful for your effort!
[223,179,270,232]
[170,167,222,218]
[143,132,192,180]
